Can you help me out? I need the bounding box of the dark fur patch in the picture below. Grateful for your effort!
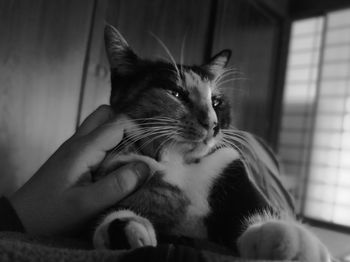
[117,172,191,235]
[108,219,131,249]
[205,160,270,249]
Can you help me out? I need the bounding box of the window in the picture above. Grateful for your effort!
[279,8,350,227]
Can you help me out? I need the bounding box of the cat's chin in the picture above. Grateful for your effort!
[137,136,218,164]
[180,138,218,163]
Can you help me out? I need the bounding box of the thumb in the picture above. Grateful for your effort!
[83,162,150,212]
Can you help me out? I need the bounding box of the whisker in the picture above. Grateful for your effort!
[180,32,187,75]
[138,130,179,154]
[221,130,261,166]
[215,75,239,85]
[108,130,154,157]
[111,118,179,126]
[215,69,244,82]
[215,68,243,80]
[136,133,169,154]
[154,133,178,155]
[217,77,248,86]
[149,32,181,81]
[111,125,182,157]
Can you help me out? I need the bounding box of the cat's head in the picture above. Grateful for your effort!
[105,25,232,161]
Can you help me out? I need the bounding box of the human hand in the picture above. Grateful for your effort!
[9,105,149,236]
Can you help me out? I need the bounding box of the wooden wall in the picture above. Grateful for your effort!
[212,0,282,139]
[290,0,350,18]
[0,0,289,196]
[0,0,95,195]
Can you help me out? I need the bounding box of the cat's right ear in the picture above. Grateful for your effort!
[203,49,231,79]
[104,24,138,75]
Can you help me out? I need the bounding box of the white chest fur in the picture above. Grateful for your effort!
[105,147,240,237]
[160,147,240,236]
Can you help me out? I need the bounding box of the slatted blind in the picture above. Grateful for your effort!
[279,17,324,210]
[279,8,350,226]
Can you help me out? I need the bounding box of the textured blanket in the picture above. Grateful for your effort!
[0,232,295,262]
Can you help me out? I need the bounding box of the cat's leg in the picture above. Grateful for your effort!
[93,209,157,249]
[237,211,332,262]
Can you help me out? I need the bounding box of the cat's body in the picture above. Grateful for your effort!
[92,25,332,261]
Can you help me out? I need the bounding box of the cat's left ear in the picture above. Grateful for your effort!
[104,24,139,75]
[203,49,231,79]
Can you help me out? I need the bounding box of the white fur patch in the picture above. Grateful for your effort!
[238,218,332,262]
[102,145,240,238]
[108,147,240,220]
[160,147,240,237]
[184,70,212,106]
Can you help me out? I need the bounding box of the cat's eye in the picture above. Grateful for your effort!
[167,88,188,101]
[171,90,181,98]
[212,97,222,108]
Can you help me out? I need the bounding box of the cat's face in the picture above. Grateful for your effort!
[105,25,231,160]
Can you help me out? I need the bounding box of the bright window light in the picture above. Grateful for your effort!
[279,8,350,226]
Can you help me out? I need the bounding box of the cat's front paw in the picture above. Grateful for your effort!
[93,210,157,249]
[237,220,331,262]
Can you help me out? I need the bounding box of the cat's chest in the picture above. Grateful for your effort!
[161,148,240,217]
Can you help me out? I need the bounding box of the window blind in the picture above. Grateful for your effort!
[279,17,324,211]
[279,8,350,226]
[304,9,350,226]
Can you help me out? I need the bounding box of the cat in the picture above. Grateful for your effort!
[92,24,332,261]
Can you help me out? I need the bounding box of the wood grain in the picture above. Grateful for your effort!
[79,0,212,121]
[290,0,350,19]
[211,0,283,142]
[0,0,94,195]
[250,0,290,17]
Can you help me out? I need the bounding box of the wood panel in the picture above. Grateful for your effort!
[290,0,350,19]
[0,0,94,196]
[79,0,212,121]
[249,0,290,17]
[211,0,282,142]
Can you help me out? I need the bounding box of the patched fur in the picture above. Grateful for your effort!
[92,25,332,262]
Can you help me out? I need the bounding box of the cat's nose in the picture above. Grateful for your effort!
[197,108,218,136]
[198,118,210,129]
[199,119,219,136]
[199,119,216,129]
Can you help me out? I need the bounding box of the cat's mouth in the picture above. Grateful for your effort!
[168,133,221,163]
[184,139,217,159]
[123,119,222,162]
[133,135,219,163]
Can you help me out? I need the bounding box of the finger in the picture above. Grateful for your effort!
[81,162,150,212]
[84,116,131,152]
[75,105,114,137]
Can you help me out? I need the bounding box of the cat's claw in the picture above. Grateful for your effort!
[237,221,331,262]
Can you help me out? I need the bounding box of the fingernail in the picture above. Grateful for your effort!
[133,162,150,185]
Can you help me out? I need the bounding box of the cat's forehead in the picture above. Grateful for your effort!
[182,69,217,100]
[183,70,208,87]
